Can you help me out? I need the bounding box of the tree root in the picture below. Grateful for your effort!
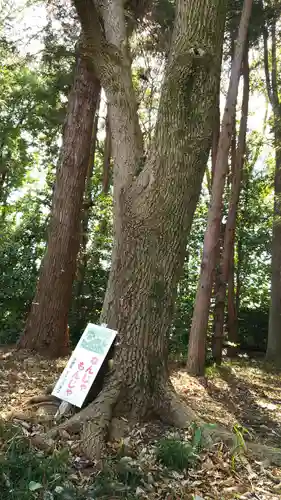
[246,442,281,465]
[156,379,205,428]
[80,382,121,460]
[31,378,281,466]
[155,381,281,466]
[43,380,122,460]
[27,395,59,405]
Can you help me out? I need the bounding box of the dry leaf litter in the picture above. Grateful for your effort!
[1,347,281,499]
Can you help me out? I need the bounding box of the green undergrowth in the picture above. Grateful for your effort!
[0,421,214,499]
[156,438,198,470]
[155,423,212,471]
[0,421,145,499]
[0,421,85,500]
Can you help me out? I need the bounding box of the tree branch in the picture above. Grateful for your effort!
[73,0,143,187]
[73,0,104,50]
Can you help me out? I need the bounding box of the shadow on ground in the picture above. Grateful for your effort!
[206,362,281,447]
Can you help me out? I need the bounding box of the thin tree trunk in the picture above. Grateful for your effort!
[264,19,281,364]
[227,111,239,356]
[18,49,101,358]
[236,236,242,315]
[267,126,281,361]
[211,38,235,356]
[187,0,253,376]
[209,55,223,340]
[211,50,222,185]
[73,0,227,458]
[227,239,238,355]
[227,105,239,355]
[212,220,226,361]
[212,43,249,364]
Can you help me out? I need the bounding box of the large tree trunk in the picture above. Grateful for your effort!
[71,0,227,457]
[187,0,253,376]
[264,20,281,364]
[18,49,100,358]
[212,44,249,364]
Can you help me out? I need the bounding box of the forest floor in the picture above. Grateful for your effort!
[1,347,281,499]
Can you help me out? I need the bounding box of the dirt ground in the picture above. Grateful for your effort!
[1,347,281,499]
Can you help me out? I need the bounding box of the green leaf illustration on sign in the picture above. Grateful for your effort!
[80,325,112,354]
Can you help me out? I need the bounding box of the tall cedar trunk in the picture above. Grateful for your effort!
[211,50,222,185]
[212,220,226,360]
[236,237,242,314]
[18,51,100,358]
[205,44,221,195]
[75,102,100,304]
[74,0,226,449]
[212,44,249,364]
[187,0,253,376]
[210,66,221,324]
[227,106,239,354]
[211,43,235,360]
[212,38,236,360]
[267,123,281,361]
[264,20,281,363]
[227,239,238,355]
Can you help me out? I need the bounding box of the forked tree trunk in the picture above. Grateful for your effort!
[264,20,281,364]
[18,49,100,358]
[187,0,253,376]
[72,0,227,457]
[212,45,249,364]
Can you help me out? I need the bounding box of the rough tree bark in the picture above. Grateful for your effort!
[69,0,227,458]
[187,0,253,376]
[264,19,281,364]
[212,44,250,364]
[18,48,101,358]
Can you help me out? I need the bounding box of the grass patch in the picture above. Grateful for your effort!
[0,422,142,500]
[156,438,198,470]
[0,421,83,500]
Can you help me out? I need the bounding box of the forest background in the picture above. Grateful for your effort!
[0,0,275,363]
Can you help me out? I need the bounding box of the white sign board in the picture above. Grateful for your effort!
[52,323,117,408]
